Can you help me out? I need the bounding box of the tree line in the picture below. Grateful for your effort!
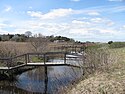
[0,34,27,42]
[0,32,74,42]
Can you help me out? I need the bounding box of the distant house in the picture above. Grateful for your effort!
[54,40,65,43]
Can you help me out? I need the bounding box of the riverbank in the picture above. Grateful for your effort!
[67,68,125,94]
[67,47,125,94]
[0,66,36,80]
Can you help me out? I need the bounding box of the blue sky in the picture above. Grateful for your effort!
[0,0,125,42]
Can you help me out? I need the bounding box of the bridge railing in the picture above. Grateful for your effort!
[65,53,83,67]
[10,54,27,67]
[25,53,44,63]
[0,58,10,68]
[0,52,82,68]
[0,54,29,68]
[44,52,66,64]
[25,52,67,64]
[0,52,67,68]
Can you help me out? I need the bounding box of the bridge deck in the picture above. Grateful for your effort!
[0,64,26,70]
[27,62,66,66]
[0,62,67,70]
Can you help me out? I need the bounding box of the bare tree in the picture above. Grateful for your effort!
[28,34,49,53]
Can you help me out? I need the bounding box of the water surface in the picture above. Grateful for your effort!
[0,59,83,94]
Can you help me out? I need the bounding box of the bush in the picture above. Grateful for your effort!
[82,46,109,75]
[108,41,113,44]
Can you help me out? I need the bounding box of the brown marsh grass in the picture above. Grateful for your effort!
[67,47,125,94]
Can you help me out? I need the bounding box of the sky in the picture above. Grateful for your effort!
[0,0,125,42]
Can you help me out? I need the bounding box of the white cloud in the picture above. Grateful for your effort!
[73,9,100,16]
[121,25,125,30]
[90,17,115,26]
[4,5,12,12]
[27,8,101,21]
[69,26,116,35]
[72,20,90,25]
[98,28,117,34]
[29,6,33,9]
[87,11,100,16]
[69,28,89,35]
[106,21,115,26]
[0,28,9,34]
[111,6,125,13]
[27,11,42,18]
[123,25,125,28]
[0,23,16,29]
[69,19,118,38]
[82,5,125,14]
[90,18,103,23]
[0,23,7,28]
[27,8,74,20]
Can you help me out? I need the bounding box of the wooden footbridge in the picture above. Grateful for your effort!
[0,52,82,71]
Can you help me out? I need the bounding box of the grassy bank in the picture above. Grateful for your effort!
[67,47,125,94]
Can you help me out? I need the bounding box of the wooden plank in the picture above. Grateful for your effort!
[0,64,26,70]
[27,62,65,65]
[0,63,81,70]
[66,55,79,58]
[26,64,67,66]
[66,64,81,68]
[10,64,26,69]
[0,62,65,70]
[26,62,66,66]
[0,67,9,70]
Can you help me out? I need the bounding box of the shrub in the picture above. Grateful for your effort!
[82,46,109,75]
[108,41,113,44]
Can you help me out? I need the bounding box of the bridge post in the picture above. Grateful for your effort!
[27,54,30,63]
[25,54,27,65]
[44,66,48,94]
[64,53,66,64]
[75,46,77,53]
[7,58,12,68]
[7,59,9,68]
[44,54,46,65]
[72,46,73,53]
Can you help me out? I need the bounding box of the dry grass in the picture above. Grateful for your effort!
[67,72,124,94]
[0,41,33,66]
[0,41,32,55]
[0,41,51,57]
[67,47,125,94]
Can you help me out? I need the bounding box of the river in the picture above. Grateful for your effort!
[0,59,83,94]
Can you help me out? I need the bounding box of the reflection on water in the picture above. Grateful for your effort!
[0,60,83,94]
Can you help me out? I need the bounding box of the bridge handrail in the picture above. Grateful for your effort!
[0,51,82,69]
[0,52,67,60]
[0,58,10,60]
